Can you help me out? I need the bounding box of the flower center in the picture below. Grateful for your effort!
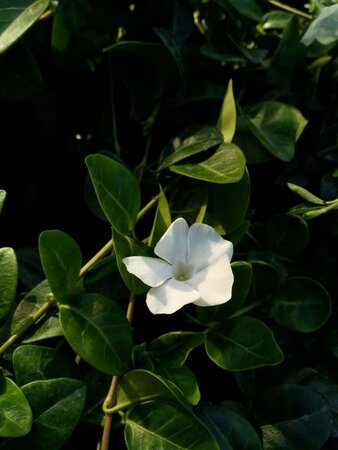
[172,261,194,281]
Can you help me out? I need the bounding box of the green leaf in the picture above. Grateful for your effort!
[0,377,32,437]
[0,190,6,213]
[20,378,86,450]
[113,231,150,294]
[267,16,300,85]
[0,247,17,323]
[199,404,262,450]
[217,79,236,143]
[115,369,190,412]
[0,0,49,54]
[150,332,205,368]
[249,261,279,300]
[82,369,110,426]
[197,261,253,324]
[152,364,201,406]
[205,316,283,370]
[239,102,307,162]
[170,143,246,184]
[271,277,332,332]
[59,293,133,375]
[261,11,293,29]
[154,27,185,81]
[86,154,140,234]
[159,126,223,169]
[124,401,220,450]
[38,230,82,302]
[133,348,201,406]
[257,384,332,450]
[210,169,250,234]
[13,345,80,386]
[11,280,61,342]
[148,187,171,249]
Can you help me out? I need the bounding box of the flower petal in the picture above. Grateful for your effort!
[187,223,233,273]
[187,255,234,306]
[122,256,172,287]
[154,218,189,265]
[146,279,200,314]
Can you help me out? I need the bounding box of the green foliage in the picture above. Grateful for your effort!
[0,377,32,437]
[0,0,49,54]
[59,293,133,375]
[86,154,141,234]
[272,277,332,332]
[170,143,246,183]
[0,247,17,323]
[205,316,283,370]
[1,0,338,448]
[39,230,82,303]
[20,378,86,450]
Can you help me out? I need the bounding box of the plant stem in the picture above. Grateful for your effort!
[266,0,313,19]
[0,295,56,356]
[100,294,135,450]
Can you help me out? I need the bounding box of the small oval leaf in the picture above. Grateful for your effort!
[271,276,332,332]
[0,377,32,437]
[170,143,246,184]
[205,316,283,370]
[39,230,82,302]
[86,154,140,234]
[0,247,18,323]
[59,293,133,375]
[217,79,236,143]
[21,378,86,450]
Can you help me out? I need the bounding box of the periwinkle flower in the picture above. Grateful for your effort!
[123,218,234,314]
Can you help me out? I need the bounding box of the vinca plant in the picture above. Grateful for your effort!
[1,0,338,449]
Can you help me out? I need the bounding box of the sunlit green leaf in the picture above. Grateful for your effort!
[170,143,246,184]
[148,187,171,248]
[0,190,6,213]
[272,277,332,332]
[205,316,283,370]
[160,126,223,169]
[124,401,219,450]
[0,0,49,54]
[261,11,293,29]
[0,247,17,323]
[59,293,133,375]
[86,154,140,234]
[21,378,86,450]
[0,377,32,437]
[217,79,236,143]
[39,230,82,303]
[239,102,307,162]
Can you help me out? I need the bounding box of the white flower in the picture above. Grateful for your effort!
[301,5,338,46]
[123,218,234,314]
